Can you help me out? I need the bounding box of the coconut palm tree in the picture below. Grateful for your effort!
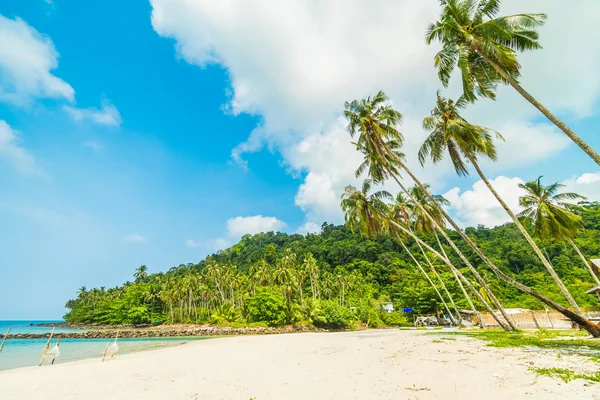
[519,177,600,286]
[344,90,600,336]
[134,265,148,282]
[407,185,462,321]
[419,91,584,316]
[426,0,600,166]
[389,192,489,328]
[344,90,516,330]
[341,182,459,324]
[303,253,320,299]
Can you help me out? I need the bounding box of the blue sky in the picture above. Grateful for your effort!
[1,0,599,319]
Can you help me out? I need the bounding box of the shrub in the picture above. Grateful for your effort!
[382,311,410,326]
[313,300,355,329]
[244,287,287,326]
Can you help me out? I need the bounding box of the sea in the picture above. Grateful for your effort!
[0,320,198,371]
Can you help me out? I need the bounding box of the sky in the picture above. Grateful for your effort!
[1,0,599,319]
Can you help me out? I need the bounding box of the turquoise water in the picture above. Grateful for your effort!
[0,321,201,371]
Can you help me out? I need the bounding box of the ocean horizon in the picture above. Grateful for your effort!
[0,320,196,371]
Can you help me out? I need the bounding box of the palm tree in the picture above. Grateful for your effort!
[407,185,462,322]
[341,182,458,324]
[134,265,148,282]
[519,177,600,287]
[426,0,600,166]
[419,92,584,316]
[344,90,516,330]
[344,90,600,336]
[303,253,320,299]
[388,192,493,328]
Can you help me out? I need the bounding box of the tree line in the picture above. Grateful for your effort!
[66,0,600,334]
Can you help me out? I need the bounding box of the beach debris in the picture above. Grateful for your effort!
[38,326,56,367]
[47,339,61,365]
[405,385,431,392]
[0,327,10,353]
[102,332,119,362]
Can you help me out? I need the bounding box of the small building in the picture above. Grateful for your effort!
[585,286,600,301]
[382,303,394,313]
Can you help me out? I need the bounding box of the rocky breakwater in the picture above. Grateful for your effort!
[4,325,325,340]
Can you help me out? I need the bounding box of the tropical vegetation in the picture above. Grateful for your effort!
[65,0,600,337]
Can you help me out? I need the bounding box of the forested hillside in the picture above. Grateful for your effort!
[64,203,600,327]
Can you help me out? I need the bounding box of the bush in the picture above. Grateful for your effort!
[244,287,287,326]
[381,311,410,326]
[313,300,355,329]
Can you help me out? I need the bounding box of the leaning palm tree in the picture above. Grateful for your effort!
[345,91,516,330]
[419,92,584,316]
[344,90,600,336]
[406,186,462,322]
[341,181,457,324]
[426,0,600,165]
[391,191,484,326]
[519,177,600,287]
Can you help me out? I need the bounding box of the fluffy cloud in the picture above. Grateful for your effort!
[0,14,74,105]
[296,222,322,235]
[151,0,600,227]
[227,215,286,237]
[0,120,41,176]
[444,173,600,228]
[211,215,287,251]
[562,172,600,202]
[122,233,147,243]
[64,100,122,127]
[443,176,525,228]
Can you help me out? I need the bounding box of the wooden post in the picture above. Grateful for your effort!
[39,326,55,366]
[102,343,109,362]
[51,339,61,365]
[545,309,555,330]
[0,328,10,353]
[530,311,540,330]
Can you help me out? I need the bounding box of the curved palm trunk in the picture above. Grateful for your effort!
[398,240,458,325]
[388,172,517,330]
[389,219,510,330]
[414,236,462,323]
[466,154,584,317]
[568,238,600,286]
[481,56,600,166]
[434,230,482,326]
[395,159,600,336]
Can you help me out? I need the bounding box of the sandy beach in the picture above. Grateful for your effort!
[0,329,597,400]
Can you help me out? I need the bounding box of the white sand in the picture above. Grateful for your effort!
[0,329,598,400]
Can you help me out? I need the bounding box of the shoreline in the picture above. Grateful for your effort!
[5,324,331,339]
[1,329,597,400]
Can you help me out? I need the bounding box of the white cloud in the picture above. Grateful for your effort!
[185,239,198,248]
[122,233,147,243]
[151,0,600,228]
[0,14,74,106]
[443,176,525,228]
[226,215,286,237]
[562,172,600,202]
[0,120,41,176]
[296,222,321,235]
[444,172,600,228]
[64,100,122,127]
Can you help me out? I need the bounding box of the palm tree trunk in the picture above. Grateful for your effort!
[388,172,517,330]
[394,160,600,336]
[398,240,457,325]
[434,230,481,323]
[466,154,584,316]
[568,237,600,286]
[414,237,462,323]
[482,55,600,166]
[390,220,509,329]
